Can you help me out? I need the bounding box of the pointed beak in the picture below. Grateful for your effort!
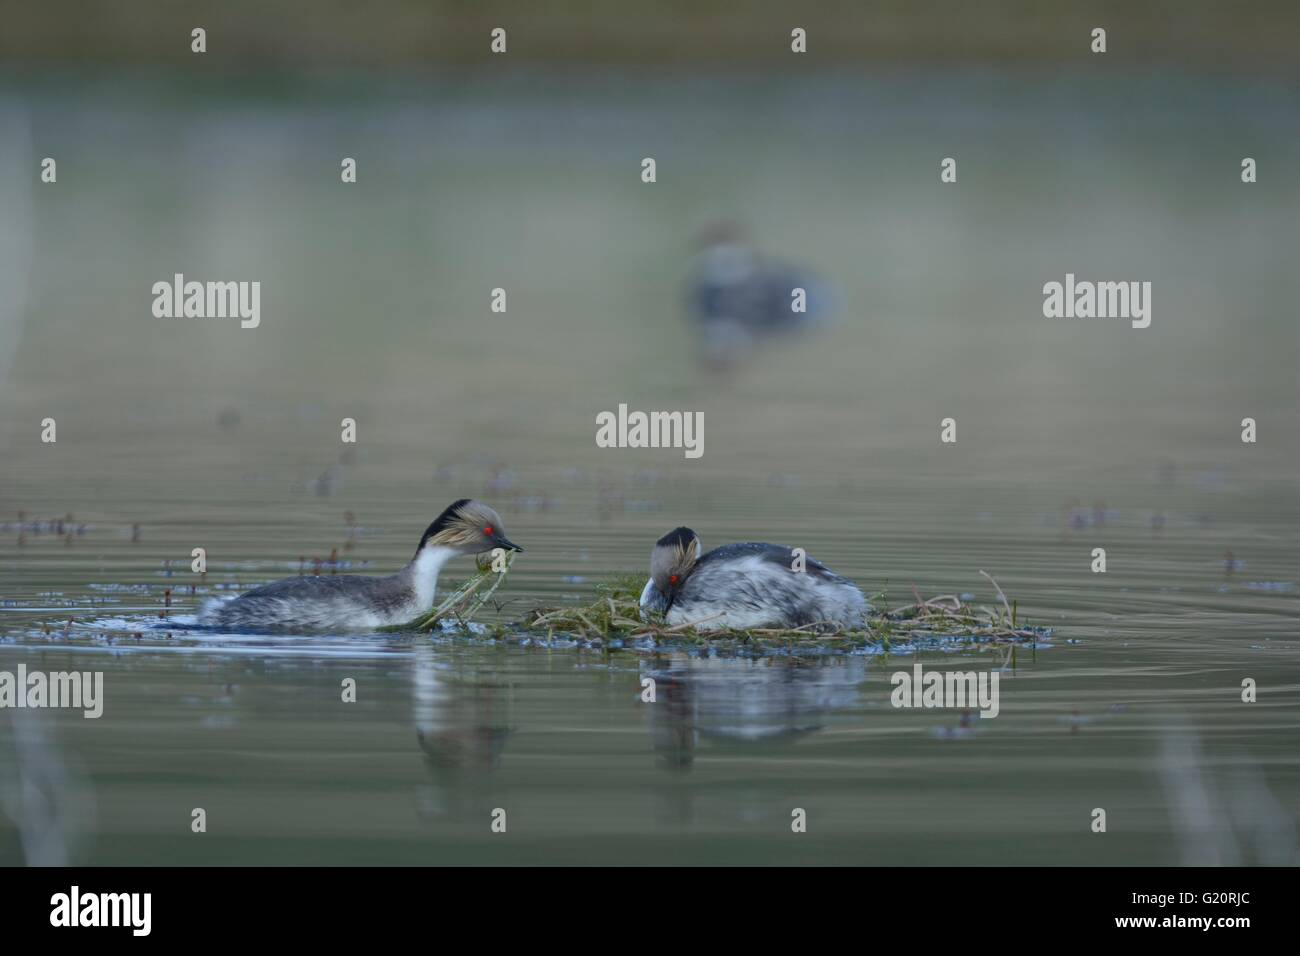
[663,584,679,614]
[495,535,524,553]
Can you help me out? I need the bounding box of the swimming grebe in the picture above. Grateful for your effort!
[639,527,866,631]
[689,223,835,368]
[200,499,522,632]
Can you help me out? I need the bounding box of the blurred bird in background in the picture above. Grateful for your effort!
[687,222,837,369]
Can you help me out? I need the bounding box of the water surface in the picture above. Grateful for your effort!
[1,67,1298,865]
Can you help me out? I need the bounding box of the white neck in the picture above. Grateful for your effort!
[404,546,459,610]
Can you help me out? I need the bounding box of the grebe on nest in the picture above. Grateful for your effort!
[639,526,866,632]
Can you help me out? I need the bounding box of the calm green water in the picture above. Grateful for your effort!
[1,68,1298,864]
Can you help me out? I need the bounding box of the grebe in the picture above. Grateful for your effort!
[639,527,866,632]
[689,223,835,368]
[200,499,522,632]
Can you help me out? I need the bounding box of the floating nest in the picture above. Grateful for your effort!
[393,559,1047,653]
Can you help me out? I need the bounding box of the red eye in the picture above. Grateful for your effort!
[484,526,494,535]
[669,575,678,584]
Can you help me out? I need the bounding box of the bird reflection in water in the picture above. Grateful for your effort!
[643,654,867,827]
[410,642,515,821]
[644,654,867,770]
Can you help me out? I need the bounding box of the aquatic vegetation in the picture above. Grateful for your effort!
[517,569,1045,652]
[381,552,518,632]
[385,558,1045,653]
